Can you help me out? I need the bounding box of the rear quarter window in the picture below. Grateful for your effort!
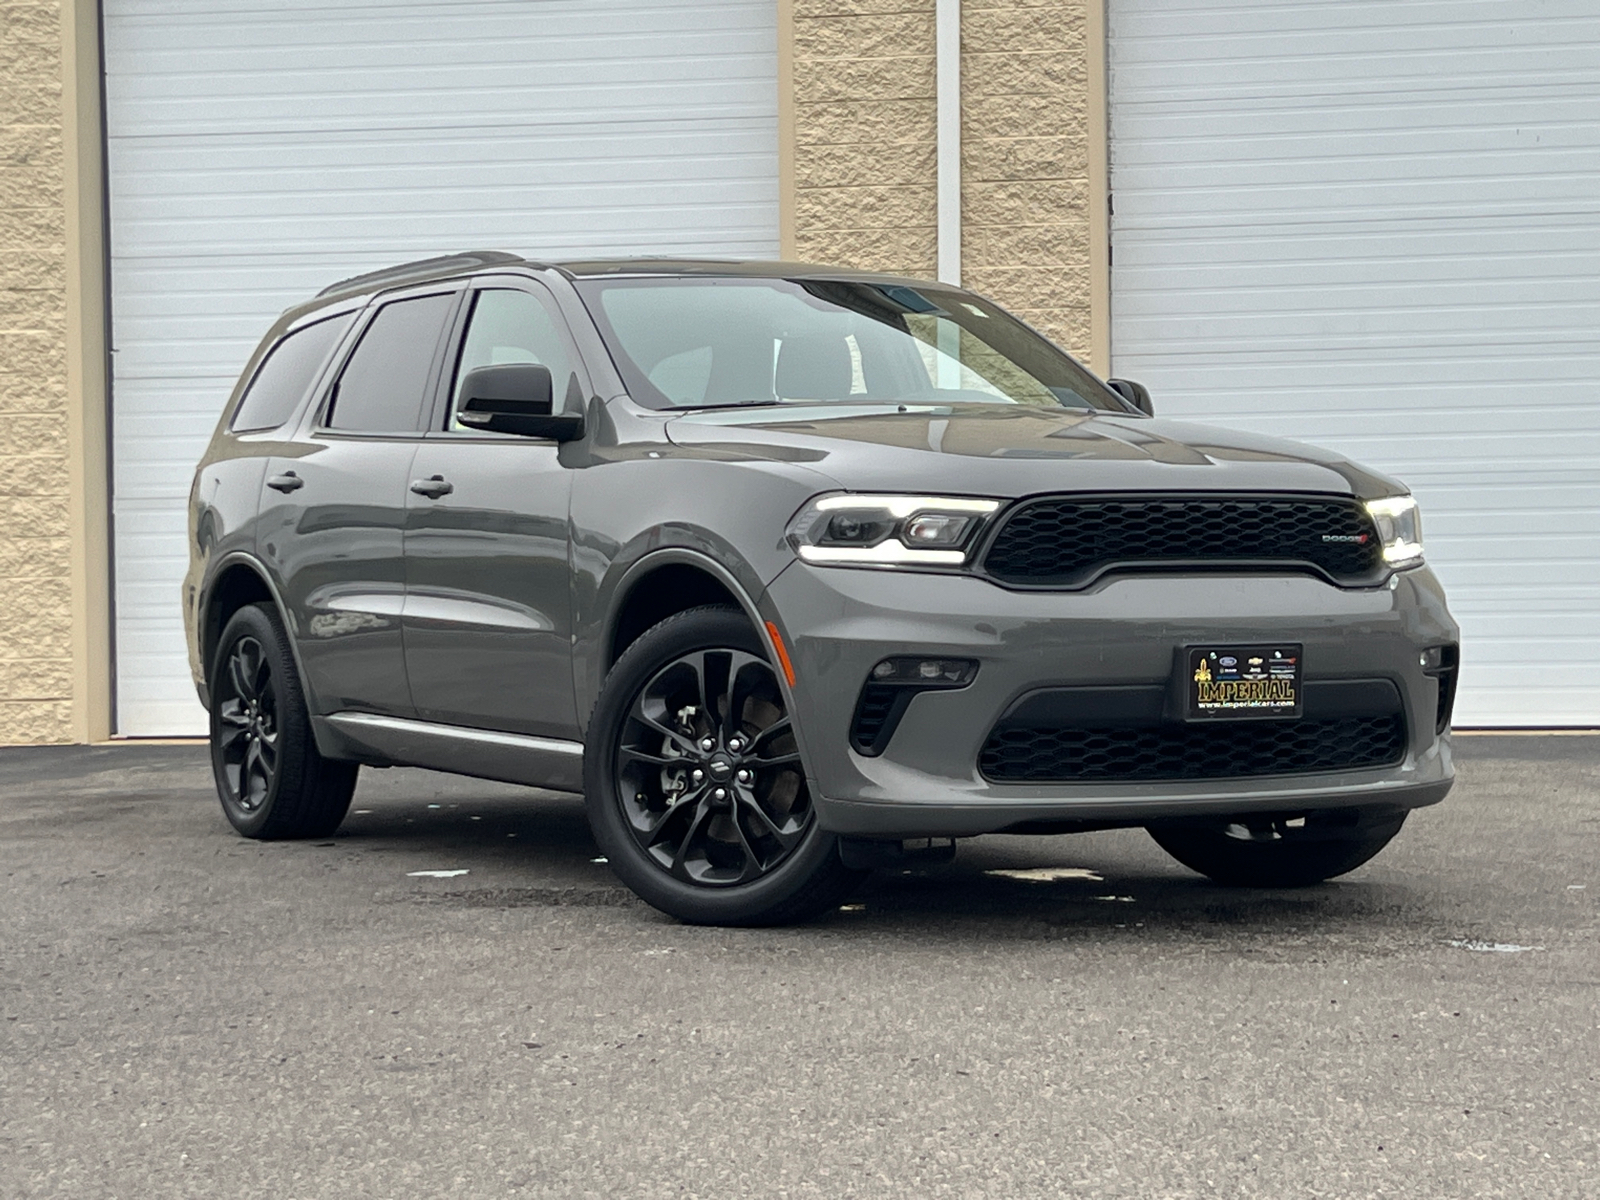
[230,313,353,433]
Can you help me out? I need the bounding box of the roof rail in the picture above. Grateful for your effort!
[315,250,524,298]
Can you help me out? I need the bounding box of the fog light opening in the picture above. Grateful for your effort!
[849,657,980,756]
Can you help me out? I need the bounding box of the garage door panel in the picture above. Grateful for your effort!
[1114,142,1600,191]
[1458,696,1599,725]
[1113,224,1600,276]
[1153,390,1600,423]
[1111,0,1600,724]
[1116,107,1600,153]
[1113,0,1600,37]
[116,82,778,139]
[1114,296,1600,337]
[1133,353,1600,386]
[114,408,238,492]
[107,198,782,260]
[105,0,780,735]
[1117,257,1600,297]
[1111,3,1600,58]
[1112,314,1600,358]
[112,132,782,192]
[112,7,775,133]
[1275,434,1600,470]
[1115,186,1600,230]
[1118,328,1600,361]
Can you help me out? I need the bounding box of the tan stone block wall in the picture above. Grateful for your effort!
[0,0,75,744]
[791,0,939,277]
[962,0,1091,355]
[789,0,1094,357]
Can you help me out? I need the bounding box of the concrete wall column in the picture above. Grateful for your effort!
[787,0,1101,361]
[0,0,111,744]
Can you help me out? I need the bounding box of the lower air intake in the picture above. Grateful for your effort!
[979,714,1406,783]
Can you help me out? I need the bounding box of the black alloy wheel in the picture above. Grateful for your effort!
[585,606,866,925]
[215,634,279,812]
[209,603,358,839]
[617,646,807,886]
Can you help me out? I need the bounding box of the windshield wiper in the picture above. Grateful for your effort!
[671,400,789,412]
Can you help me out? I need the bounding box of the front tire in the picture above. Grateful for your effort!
[1148,808,1407,887]
[583,606,867,925]
[209,603,358,839]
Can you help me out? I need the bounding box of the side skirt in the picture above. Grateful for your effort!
[317,712,585,794]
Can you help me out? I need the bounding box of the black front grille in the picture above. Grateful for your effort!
[982,494,1384,588]
[979,714,1406,783]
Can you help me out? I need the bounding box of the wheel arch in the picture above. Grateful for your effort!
[607,557,745,669]
[582,548,795,739]
[198,554,316,715]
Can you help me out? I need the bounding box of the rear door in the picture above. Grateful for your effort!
[401,278,585,739]
[258,286,461,717]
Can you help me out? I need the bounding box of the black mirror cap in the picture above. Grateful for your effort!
[1107,377,1154,417]
[457,363,585,441]
[460,362,554,410]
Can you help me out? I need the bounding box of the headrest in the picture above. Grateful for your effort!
[775,334,852,400]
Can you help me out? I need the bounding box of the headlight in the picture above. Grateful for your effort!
[1365,495,1423,568]
[786,494,1002,567]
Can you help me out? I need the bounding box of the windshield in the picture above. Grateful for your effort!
[573,276,1128,412]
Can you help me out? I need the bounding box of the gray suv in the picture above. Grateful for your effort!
[184,252,1458,925]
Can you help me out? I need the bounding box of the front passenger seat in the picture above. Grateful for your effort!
[775,334,853,401]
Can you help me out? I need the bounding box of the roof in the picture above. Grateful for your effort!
[283,251,950,329]
[318,251,942,296]
[550,257,942,286]
[313,250,524,299]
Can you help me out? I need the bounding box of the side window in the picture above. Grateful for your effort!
[326,293,456,432]
[230,313,353,432]
[448,289,579,430]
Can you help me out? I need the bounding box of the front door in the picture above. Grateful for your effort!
[258,286,460,717]
[402,281,583,739]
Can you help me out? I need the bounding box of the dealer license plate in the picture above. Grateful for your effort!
[1185,645,1303,720]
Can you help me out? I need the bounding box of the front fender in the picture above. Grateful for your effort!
[568,455,840,738]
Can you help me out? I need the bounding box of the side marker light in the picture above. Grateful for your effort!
[765,621,797,687]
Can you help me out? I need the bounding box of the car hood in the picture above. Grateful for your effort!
[662,403,1405,500]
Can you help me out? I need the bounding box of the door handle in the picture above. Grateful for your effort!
[266,472,304,493]
[409,474,454,499]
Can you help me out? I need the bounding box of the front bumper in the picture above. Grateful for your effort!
[763,562,1458,838]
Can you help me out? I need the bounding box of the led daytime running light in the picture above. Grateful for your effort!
[810,495,1000,518]
[788,494,1002,569]
[1364,495,1424,568]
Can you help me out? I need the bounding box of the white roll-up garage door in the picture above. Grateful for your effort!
[103,0,780,735]
[1109,1,1600,725]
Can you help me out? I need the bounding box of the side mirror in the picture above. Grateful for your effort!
[457,363,585,441]
[1107,377,1154,417]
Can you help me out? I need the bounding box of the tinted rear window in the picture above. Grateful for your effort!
[326,293,456,432]
[230,313,353,433]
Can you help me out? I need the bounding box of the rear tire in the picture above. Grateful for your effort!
[209,603,358,839]
[1148,808,1407,887]
[583,605,867,926]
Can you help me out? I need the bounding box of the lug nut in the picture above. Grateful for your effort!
[712,787,727,801]
[728,737,744,752]
[736,769,752,784]
[691,769,704,783]
[699,737,716,752]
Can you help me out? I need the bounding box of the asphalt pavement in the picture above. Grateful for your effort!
[1,736,1596,1199]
